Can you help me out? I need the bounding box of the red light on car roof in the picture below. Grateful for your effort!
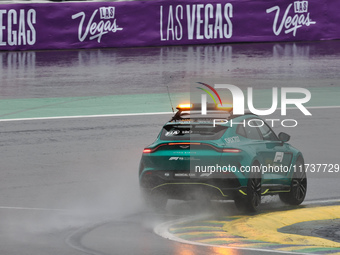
[222,148,241,153]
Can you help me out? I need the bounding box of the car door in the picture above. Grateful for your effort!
[255,121,293,186]
[238,119,274,186]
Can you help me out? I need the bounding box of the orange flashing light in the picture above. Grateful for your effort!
[176,103,193,110]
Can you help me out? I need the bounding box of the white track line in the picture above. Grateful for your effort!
[0,112,173,122]
[0,206,71,212]
[0,105,339,122]
[305,105,340,109]
[304,198,340,205]
[0,198,338,212]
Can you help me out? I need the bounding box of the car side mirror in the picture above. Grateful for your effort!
[278,132,290,143]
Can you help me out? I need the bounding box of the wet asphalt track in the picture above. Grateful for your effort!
[0,41,340,255]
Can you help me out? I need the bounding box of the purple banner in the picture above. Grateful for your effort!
[0,0,338,51]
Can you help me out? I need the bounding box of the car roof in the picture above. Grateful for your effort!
[166,109,258,126]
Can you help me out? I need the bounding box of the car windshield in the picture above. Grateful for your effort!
[160,124,228,141]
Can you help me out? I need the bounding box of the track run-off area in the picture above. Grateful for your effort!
[156,202,340,254]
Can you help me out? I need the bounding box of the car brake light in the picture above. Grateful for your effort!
[222,148,241,153]
[143,148,152,153]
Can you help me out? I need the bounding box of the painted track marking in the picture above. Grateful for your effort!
[224,205,340,248]
[0,105,339,122]
[155,202,340,254]
[0,206,71,212]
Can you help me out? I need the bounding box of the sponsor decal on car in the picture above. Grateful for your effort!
[225,136,240,144]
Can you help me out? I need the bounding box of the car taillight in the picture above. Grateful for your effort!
[222,148,241,153]
[143,148,153,153]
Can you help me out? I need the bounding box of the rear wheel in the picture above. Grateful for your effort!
[234,163,262,212]
[279,157,307,205]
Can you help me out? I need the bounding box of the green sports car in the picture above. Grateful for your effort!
[139,104,307,212]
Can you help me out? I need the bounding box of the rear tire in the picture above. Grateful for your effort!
[279,157,307,205]
[234,162,262,212]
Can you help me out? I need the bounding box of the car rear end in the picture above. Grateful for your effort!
[139,120,244,201]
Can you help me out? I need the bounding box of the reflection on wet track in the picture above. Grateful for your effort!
[1,40,340,99]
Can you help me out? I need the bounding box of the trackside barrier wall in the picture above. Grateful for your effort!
[0,0,339,51]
